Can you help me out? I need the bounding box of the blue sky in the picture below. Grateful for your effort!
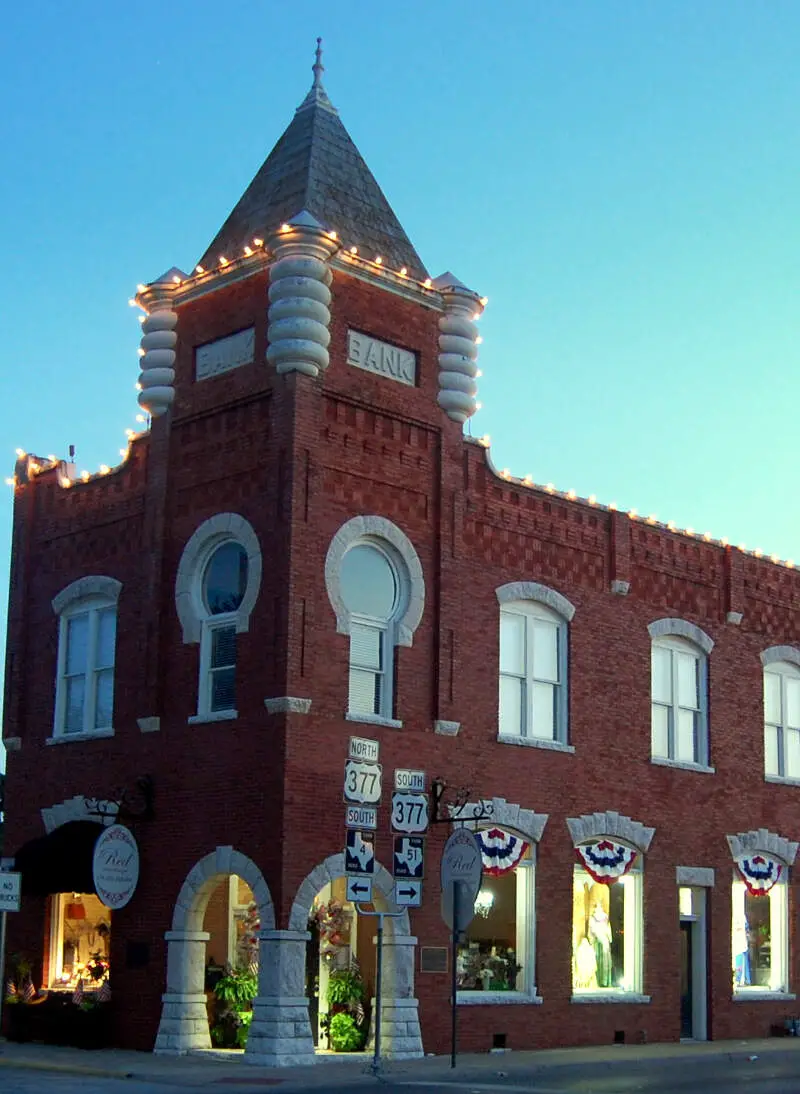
[1,2,799,740]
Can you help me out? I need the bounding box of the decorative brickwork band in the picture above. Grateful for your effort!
[266,211,339,378]
[433,273,484,423]
[137,272,183,418]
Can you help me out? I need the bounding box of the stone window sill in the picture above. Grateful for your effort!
[571,992,651,1004]
[345,713,403,730]
[46,728,115,746]
[497,734,574,754]
[765,774,800,787]
[732,991,796,1002]
[188,710,238,725]
[457,991,542,1006]
[651,756,715,775]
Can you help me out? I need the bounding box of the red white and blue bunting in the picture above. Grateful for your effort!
[477,828,530,876]
[736,854,783,896]
[575,840,638,884]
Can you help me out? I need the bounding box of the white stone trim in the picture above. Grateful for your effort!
[174,513,262,644]
[288,853,409,934]
[170,845,276,934]
[52,575,122,615]
[264,697,312,714]
[571,993,651,1005]
[137,716,160,733]
[45,728,115,746]
[40,795,118,834]
[498,734,575,754]
[324,516,424,647]
[187,710,238,725]
[762,645,800,669]
[452,797,548,844]
[727,828,798,866]
[496,582,575,622]
[567,810,655,853]
[346,712,403,729]
[610,580,630,596]
[458,991,543,1005]
[676,867,715,887]
[651,756,715,775]
[648,617,714,654]
[434,720,460,736]
[732,992,797,1002]
[727,611,744,625]
[3,737,21,752]
[765,774,800,787]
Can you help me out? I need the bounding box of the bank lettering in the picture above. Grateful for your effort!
[347,330,416,387]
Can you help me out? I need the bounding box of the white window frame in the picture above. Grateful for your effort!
[651,636,708,767]
[457,853,540,1005]
[53,595,117,740]
[498,601,568,744]
[571,858,644,1000]
[731,871,789,996]
[192,538,248,720]
[763,661,800,780]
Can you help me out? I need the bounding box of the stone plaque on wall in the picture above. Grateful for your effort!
[195,327,255,381]
[347,329,416,387]
[420,946,448,973]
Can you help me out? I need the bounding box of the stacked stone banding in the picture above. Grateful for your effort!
[433,274,484,423]
[138,307,177,417]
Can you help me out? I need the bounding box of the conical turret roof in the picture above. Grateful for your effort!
[197,44,427,279]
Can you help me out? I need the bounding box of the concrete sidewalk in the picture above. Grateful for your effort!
[1,1036,800,1087]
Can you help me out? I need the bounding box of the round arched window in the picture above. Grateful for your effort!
[202,542,249,616]
[340,543,398,619]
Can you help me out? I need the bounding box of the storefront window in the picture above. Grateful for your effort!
[572,865,642,994]
[457,844,533,997]
[48,893,111,989]
[732,874,788,993]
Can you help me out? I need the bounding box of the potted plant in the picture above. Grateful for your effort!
[325,961,366,1052]
[210,966,257,1049]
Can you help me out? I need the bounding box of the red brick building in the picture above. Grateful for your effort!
[4,48,800,1063]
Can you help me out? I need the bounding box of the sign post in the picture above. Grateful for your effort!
[0,870,22,1043]
[353,903,405,1077]
[440,828,482,1070]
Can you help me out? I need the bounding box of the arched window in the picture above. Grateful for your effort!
[762,650,800,780]
[51,577,121,740]
[649,619,713,768]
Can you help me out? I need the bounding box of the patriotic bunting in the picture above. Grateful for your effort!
[22,980,35,1002]
[575,840,638,884]
[97,980,112,1003]
[736,853,783,896]
[72,978,85,1006]
[476,828,529,876]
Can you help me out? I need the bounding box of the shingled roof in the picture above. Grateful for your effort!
[196,46,427,279]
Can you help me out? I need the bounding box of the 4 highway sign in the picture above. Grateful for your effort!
[345,830,375,875]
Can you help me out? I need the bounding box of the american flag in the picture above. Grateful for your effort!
[72,978,85,1005]
[97,980,111,1003]
[5,979,16,999]
[22,980,35,1002]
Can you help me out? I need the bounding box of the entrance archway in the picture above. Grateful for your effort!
[154,847,275,1058]
[288,853,422,1060]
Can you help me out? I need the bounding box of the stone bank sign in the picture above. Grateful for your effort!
[347,330,416,387]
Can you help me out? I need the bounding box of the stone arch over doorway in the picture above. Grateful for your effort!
[287,852,422,1060]
[154,846,275,1058]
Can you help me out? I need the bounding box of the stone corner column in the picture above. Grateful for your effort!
[366,933,423,1060]
[244,928,316,1068]
[266,214,340,379]
[432,274,484,425]
[137,276,180,419]
[153,930,211,1055]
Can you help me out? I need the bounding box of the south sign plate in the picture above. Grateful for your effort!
[391,792,429,833]
[345,805,377,830]
[344,760,382,804]
[394,768,425,792]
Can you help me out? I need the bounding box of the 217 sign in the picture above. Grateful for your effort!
[391,792,429,833]
[344,760,382,804]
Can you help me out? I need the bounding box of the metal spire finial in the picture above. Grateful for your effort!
[312,37,324,89]
[296,36,337,115]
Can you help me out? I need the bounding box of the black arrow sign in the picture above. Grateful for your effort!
[349,880,370,896]
[397,886,418,899]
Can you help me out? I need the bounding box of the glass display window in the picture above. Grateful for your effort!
[48,893,111,990]
[572,864,642,995]
[732,874,788,993]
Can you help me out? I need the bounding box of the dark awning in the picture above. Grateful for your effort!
[13,820,104,897]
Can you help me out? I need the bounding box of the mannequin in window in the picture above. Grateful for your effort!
[587,883,613,989]
[732,908,751,987]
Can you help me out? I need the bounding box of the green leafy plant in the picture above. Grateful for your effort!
[326,964,363,1009]
[211,966,257,1049]
[214,967,257,1008]
[329,1011,365,1052]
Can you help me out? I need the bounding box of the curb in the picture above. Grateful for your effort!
[0,1054,135,1079]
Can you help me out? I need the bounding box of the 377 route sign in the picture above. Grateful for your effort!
[344,760,382,804]
[391,792,429,833]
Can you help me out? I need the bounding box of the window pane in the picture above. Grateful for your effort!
[350,624,382,671]
[786,728,800,779]
[676,652,698,709]
[651,647,671,704]
[49,892,111,989]
[676,708,697,763]
[96,609,116,669]
[499,675,523,736]
[532,620,558,683]
[764,672,782,726]
[203,542,248,615]
[457,868,522,991]
[211,667,236,712]
[764,724,780,776]
[340,545,396,619]
[94,669,114,729]
[573,868,632,992]
[65,676,86,734]
[349,668,380,715]
[531,681,556,740]
[785,677,800,729]
[211,626,236,669]
[66,615,89,675]
[499,613,525,676]
[651,703,669,758]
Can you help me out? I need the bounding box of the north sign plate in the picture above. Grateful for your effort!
[349,736,379,763]
[344,760,382,804]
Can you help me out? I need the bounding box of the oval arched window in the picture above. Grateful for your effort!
[202,542,249,616]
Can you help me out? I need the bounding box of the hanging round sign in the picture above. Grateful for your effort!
[92,824,140,909]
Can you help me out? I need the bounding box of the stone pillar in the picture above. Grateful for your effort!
[154,930,211,1054]
[266,211,339,379]
[367,933,423,1060]
[432,273,484,424]
[244,929,316,1067]
[137,272,183,418]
